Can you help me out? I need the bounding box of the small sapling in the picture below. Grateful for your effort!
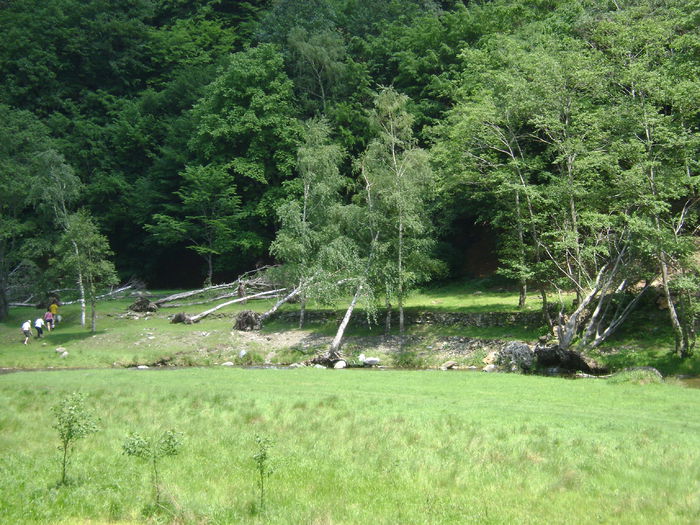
[253,434,274,513]
[123,429,183,505]
[52,392,99,485]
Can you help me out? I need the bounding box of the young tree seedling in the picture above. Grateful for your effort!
[52,392,99,485]
[253,434,274,513]
[123,429,183,505]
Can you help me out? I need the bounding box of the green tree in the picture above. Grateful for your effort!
[0,105,76,319]
[189,44,302,265]
[270,118,346,327]
[147,164,242,285]
[55,211,118,331]
[361,88,439,340]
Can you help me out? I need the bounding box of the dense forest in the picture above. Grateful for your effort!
[1,0,699,354]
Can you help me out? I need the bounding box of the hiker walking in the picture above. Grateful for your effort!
[44,310,54,331]
[49,300,60,326]
[34,317,45,339]
[21,320,32,345]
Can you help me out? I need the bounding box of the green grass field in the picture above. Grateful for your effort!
[1,368,698,524]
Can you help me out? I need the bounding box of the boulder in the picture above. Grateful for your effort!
[482,364,498,373]
[289,363,306,369]
[440,360,458,370]
[55,347,66,354]
[333,360,347,369]
[59,351,69,358]
[359,354,381,366]
[314,364,326,369]
[221,361,234,367]
[496,341,534,373]
[136,365,149,369]
[128,296,158,313]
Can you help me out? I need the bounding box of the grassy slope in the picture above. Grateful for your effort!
[1,281,699,375]
[0,368,698,524]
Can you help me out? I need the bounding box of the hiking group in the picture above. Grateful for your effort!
[21,300,60,345]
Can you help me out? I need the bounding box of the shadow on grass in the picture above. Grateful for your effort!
[42,329,106,346]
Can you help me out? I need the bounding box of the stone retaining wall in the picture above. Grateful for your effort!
[275,309,547,328]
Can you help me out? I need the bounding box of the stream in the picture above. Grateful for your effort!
[1,365,699,388]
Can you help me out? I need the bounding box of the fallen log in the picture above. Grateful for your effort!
[155,266,279,307]
[160,290,282,309]
[62,284,134,305]
[154,282,236,306]
[233,287,302,330]
[175,288,286,324]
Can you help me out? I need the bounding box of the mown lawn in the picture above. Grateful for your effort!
[0,368,698,524]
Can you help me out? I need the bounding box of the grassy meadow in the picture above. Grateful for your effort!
[1,368,699,524]
[4,281,697,374]
[0,282,551,371]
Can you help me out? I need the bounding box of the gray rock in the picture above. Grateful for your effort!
[55,347,66,353]
[314,364,326,369]
[496,341,534,373]
[221,361,234,367]
[482,364,498,373]
[333,360,347,369]
[137,365,149,369]
[440,360,458,370]
[289,363,306,369]
[238,349,247,359]
[59,351,69,358]
[362,357,381,366]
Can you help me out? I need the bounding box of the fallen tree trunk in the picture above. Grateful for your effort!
[154,282,236,306]
[156,266,279,307]
[62,284,134,305]
[161,290,282,309]
[233,287,302,330]
[184,288,286,323]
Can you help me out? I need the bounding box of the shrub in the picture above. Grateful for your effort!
[392,351,426,369]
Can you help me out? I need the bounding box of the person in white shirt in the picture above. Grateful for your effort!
[34,317,45,339]
[21,320,32,344]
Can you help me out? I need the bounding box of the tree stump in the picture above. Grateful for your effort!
[170,312,193,324]
[128,296,158,313]
[233,310,262,331]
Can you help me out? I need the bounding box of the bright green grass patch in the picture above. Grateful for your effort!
[0,368,698,524]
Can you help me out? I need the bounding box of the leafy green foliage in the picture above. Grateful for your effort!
[54,211,118,331]
[123,428,183,504]
[52,392,99,485]
[252,434,274,513]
